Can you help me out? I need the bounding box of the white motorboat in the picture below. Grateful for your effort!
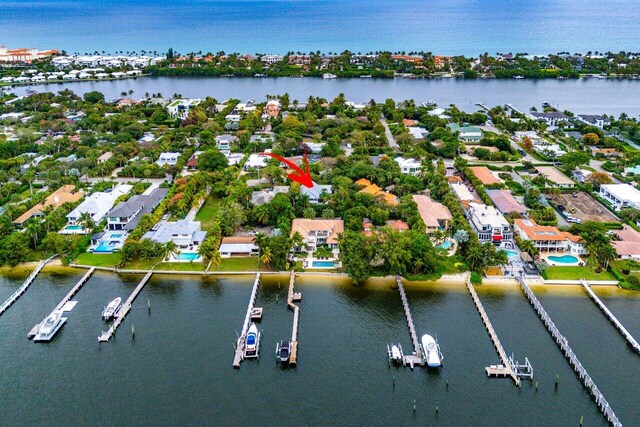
[244,323,260,358]
[102,297,122,321]
[322,73,337,79]
[514,75,525,79]
[360,74,372,78]
[33,310,67,342]
[276,340,291,363]
[421,334,442,368]
[386,343,404,364]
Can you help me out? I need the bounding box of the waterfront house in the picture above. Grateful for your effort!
[412,195,452,232]
[290,218,344,252]
[599,184,640,211]
[466,202,512,244]
[536,166,575,188]
[514,218,585,255]
[612,225,640,260]
[530,111,569,127]
[576,114,610,129]
[218,236,259,258]
[395,157,421,176]
[156,152,180,167]
[142,220,206,251]
[301,182,332,204]
[447,123,482,142]
[469,166,502,186]
[105,188,168,231]
[13,185,85,227]
[260,54,284,65]
[65,184,132,231]
[486,189,526,216]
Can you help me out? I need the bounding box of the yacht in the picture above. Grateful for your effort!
[322,73,337,79]
[276,340,291,363]
[514,75,525,79]
[102,297,122,321]
[244,323,260,358]
[33,310,67,342]
[254,73,266,78]
[360,74,372,78]
[421,334,442,368]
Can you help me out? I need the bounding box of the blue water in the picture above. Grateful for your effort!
[64,225,83,231]
[94,242,114,253]
[548,255,579,264]
[176,252,199,261]
[439,241,452,250]
[111,234,122,239]
[2,1,640,55]
[312,260,335,268]
[501,249,519,258]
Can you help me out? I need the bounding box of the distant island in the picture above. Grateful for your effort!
[3,46,640,84]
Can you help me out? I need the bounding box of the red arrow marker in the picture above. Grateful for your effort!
[260,152,314,188]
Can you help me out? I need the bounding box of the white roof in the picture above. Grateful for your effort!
[450,182,474,201]
[67,184,132,223]
[469,202,509,227]
[601,184,640,204]
[219,243,257,253]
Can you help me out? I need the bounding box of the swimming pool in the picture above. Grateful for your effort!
[95,242,115,253]
[311,260,335,268]
[501,249,519,258]
[439,241,452,250]
[64,225,84,231]
[110,234,122,239]
[176,252,200,261]
[548,255,579,264]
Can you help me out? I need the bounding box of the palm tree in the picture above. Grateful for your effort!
[162,241,177,261]
[260,246,273,267]
[26,222,40,250]
[78,212,95,233]
[518,239,538,257]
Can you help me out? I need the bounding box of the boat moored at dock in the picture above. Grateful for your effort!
[386,344,404,365]
[33,310,67,342]
[102,297,122,321]
[421,334,443,368]
[276,340,291,364]
[244,323,260,358]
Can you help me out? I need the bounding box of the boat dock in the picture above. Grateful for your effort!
[28,267,96,339]
[98,271,152,342]
[395,276,424,368]
[582,280,640,355]
[287,270,301,365]
[233,273,261,368]
[0,254,57,317]
[519,278,621,427]
[466,277,528,386]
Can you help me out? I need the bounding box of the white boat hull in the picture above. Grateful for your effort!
[421,334,442,368]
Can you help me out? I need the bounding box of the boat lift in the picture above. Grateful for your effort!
[386,343,404,365]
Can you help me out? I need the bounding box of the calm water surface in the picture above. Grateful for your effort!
[1,271,637,425]
[13,76,640,117]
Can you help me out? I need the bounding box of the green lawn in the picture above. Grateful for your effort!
[211,257,262,272]
[545,266,615,281]
[74,252,121,267]
[154,262,206,272]
[195,195,222,230]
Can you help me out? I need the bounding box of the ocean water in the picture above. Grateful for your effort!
[1,0,640,55]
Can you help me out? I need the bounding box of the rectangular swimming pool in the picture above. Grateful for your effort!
[176,253,200,261]
[311,260,335,268]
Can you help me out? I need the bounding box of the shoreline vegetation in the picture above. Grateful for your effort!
[5,50,640,84]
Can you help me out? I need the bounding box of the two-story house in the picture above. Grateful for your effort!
[466,202,512,244]
[290,218,344,252]
[105,188,168,231]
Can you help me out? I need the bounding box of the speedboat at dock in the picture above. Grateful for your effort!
[421,334,443,368]
[102,297,122,321]
[244,323,260,358]
[276,340,291,363]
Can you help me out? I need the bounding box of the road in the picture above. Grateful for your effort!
[380,116,398,150]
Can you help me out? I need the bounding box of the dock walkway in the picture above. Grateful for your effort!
[233,273,261,368]
[98,271,152,342]
[466,277,520,386]
[54,267,95,312]
[0,254,57,317]
[519,278,621,427]
[582,280,640,355]
[287,270,301,365]
[396,276,424,367]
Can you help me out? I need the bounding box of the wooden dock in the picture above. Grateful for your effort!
[0,254,57,317]
[582,280,640,355]
[519,278,622,427]
[287,270,301,365]
[98,271,152,343]
[233,273,261,368]
[466,277,520,386]
[29,267,95,338]
[395,276,424,367]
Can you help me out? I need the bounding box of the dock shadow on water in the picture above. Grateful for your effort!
[0,271,631,425]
